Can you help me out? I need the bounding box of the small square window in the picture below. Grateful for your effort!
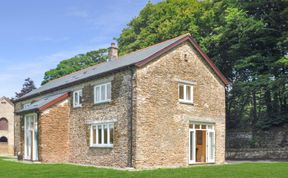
[94,83,111,104]
[178,83,194,104]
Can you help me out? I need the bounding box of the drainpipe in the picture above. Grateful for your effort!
[127,66,135,167]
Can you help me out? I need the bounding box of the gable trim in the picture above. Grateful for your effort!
[135,35,229,85]
[39,93,69,111]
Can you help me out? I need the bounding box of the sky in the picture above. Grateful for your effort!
[0,0,161,98]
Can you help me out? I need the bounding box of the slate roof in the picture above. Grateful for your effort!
[16,93,68,113]
[16,33,229,102]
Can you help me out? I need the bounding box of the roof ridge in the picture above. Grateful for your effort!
[119,33,191,59]
[44,33,191,85]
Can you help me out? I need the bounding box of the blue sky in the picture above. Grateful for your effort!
[0,0,161,98]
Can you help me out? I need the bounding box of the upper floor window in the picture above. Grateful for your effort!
[90,122,114,148]
[179,82,194,104]
[0,118,8,130]
[73,90,82,108]
[23,103,31,109]
[94,83,111,104]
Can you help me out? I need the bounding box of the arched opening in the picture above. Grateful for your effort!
[0,118,8,130]
[0,136,8,143]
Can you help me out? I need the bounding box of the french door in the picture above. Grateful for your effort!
[24,114,38,161]
[189,124,215,164]
[206,130,215,163]
[189,129,196,164]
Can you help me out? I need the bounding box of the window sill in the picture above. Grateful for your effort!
[73,105,82,108]
[179,100,194,105]
[90,145,113,148]
[94,100,111,105]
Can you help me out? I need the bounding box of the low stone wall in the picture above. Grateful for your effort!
[226,148,288,160]
[226,125,288,160]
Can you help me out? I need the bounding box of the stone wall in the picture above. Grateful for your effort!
[39,99,70,162]
[134,42,226,168]
[14,69,133,167]
[0,97,14,155]
[227,148,288,160]
[226,125,288,160]
[68,69,133,167]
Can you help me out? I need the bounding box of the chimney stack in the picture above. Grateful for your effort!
[108,42,118,60]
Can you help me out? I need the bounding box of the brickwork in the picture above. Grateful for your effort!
[39,99,70,162]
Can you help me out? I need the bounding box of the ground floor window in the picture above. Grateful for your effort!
[90,122,114,148]
[189,123,215,164]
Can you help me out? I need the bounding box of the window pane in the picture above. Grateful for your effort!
[74,92,78,104]
[79,91,82,104]
[195,124,200,129]
[93,127,96,144]
[98,125,102,144]
[95,87,100,102]
[190,131,194,161]
[186,85,191,101]
[109,124,113,144]
[101,85,106,100]
[202,125,206,129]
[179,85,184,99]
[103,125,108,144]
[107,83,111,100]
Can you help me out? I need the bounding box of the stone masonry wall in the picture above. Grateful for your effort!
[0,98,14,155]
[226,125,288,160]
[134,42,226,168]
[14,69,133,167]
[39,99,70,162]
[68,69,133,167]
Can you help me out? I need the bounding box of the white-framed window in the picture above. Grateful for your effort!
[94,82,111,104]
[90,122,114,148]
[73,90,82,108]
[178,83,194,104]
[23,103,31,109]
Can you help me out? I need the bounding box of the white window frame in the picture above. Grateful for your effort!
[94,82,111,104]
[90,122,114,148]
[178,82,194,104]
[23,103,31,109]
[73,90,82,108]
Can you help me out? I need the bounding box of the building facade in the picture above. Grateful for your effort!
[0,97,14,155]
[14,34,228,168]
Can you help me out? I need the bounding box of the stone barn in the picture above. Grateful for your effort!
[0,97,14,155]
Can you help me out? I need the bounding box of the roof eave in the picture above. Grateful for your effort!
[14,65,133,102]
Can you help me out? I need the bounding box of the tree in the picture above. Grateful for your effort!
[15,78,36,98]
[116,0,288,130]
[42,48,108,85]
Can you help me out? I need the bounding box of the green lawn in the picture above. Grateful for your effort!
[0,157,287,178]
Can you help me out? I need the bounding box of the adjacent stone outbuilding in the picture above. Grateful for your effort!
[0,97,14,155]
[14,34,228,168]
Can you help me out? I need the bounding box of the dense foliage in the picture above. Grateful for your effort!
[42,48,108,85]
[117,0,288,130]
[15,78,36,98]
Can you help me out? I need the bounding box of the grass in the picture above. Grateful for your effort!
[0,157,288,178]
